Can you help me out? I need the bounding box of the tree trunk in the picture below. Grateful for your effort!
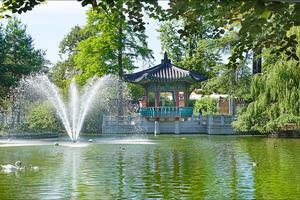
[252,48,262,74]
[117,12,124,117]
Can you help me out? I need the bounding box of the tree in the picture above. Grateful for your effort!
[0,0,166,31]
[74,8,153,83]
[50,26,88,89]
[201,30,252,99]
[159,20,251,99]
[193,97,217,116]
[51,8,153,85]
[3,0,299,67]
[158,19,222,89]
[168,0,300,69]
[50,7,153,116]
[0,17,47,102]
[232,27,300,133]
[158,20,186,63]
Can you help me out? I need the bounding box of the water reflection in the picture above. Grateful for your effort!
[0,136,300,199]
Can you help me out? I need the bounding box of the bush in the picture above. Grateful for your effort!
[193,97,217,115]
[28,102,61,132]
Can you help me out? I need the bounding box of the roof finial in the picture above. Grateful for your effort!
[164,52,168,60]
[162,52,170,64]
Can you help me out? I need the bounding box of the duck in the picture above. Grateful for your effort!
[0,161,24,173]
[252,162,258,167]
[30,165,40,171]
[119,146,126,151]
[54,142,59,146]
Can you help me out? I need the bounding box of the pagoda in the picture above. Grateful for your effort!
[124,53,207,134]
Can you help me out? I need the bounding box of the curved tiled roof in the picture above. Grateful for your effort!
[124,53,207,84]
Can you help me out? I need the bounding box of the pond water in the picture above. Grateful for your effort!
[0,135,300,199]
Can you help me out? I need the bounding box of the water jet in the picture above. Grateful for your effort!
[21,75,117,142]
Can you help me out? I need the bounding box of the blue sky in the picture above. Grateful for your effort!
[2,1,166,69]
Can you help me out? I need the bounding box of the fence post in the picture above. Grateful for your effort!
[209,115,213,125]
[221,115,224,126]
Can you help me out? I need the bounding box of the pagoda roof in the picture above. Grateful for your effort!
[124,53,207,84]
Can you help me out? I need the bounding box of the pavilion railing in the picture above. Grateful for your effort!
[139,107,193,118]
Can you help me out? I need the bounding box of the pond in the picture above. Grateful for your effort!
[0,135,300,199]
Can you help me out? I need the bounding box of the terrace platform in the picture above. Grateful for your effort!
[102,114,235,134]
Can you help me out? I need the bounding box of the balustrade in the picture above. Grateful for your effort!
[139,107,193,118]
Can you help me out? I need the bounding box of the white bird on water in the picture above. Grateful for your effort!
[0,161,24,173]
[30,165,40,171]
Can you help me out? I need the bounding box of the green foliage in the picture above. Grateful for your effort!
[27,102,60,132]
[74,9,152,83]
[193,97,217,116]
[168,0,300,66]
[50,26,88,88]
[158,20,187,63]
[2,0,300,64]
[0,17,47,102]
[51,9,153,85]
[127,83,143,102]
[188,99,196,107]
[0,0,45,17]
[180,39,221,78]
[1,0,167,32]
[50,60,73,89]
[159,22,251,99]
[233,36,300,133]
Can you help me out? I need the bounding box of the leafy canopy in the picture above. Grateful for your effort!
[0,17,47,101]
[233,27,300,133]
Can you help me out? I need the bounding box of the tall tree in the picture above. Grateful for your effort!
[0,17,47,102]
[233,27,300,133]
[74,8,153,83]
[158,20,187,63]
[50,25,88,88]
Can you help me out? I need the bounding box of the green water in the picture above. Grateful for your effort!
[0,135,300,199]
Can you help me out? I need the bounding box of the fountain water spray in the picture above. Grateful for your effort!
[21,75,117,142]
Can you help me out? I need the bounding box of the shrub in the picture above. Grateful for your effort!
[28,102,61,132]
[193,97,217,115]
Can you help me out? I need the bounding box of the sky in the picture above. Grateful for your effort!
[1,1,166,69]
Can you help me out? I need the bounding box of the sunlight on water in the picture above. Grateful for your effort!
[1,135,300,199]
[100,138,155,145]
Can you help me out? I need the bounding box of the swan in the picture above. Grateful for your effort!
[0,161,24,173]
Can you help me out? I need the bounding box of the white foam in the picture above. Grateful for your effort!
[101,139,155,145]
[0,138,155,147]
[0,141,49,147]
[58,142,89,148]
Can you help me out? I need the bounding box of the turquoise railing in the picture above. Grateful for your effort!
[139,107,193,118]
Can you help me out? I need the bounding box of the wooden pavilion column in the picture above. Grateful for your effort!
[184,86,189,107]
[172,92,176,106]
[144,88,149,107]
[155,90,160,108]
[175,90,180,107]
[184,91,188,107]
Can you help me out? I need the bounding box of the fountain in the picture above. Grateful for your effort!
[20,75,119,142]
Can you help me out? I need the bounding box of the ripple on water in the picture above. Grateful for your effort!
[0,136,300,199]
